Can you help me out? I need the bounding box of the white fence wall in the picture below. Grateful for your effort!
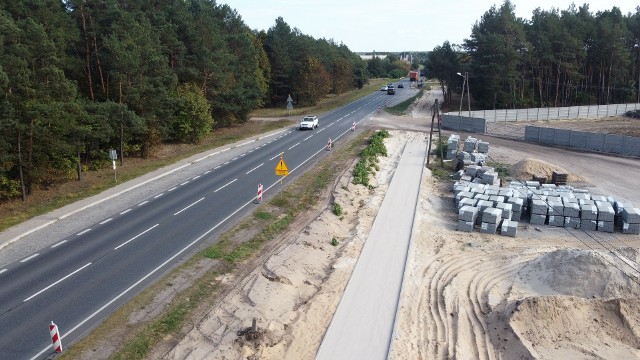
[446,103,640,122]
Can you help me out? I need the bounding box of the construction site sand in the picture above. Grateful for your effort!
[511,158,588,183]
[161,93,640,359]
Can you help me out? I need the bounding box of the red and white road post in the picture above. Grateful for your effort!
[351,121,356,131]
[326,138,332,151]
[49,321,62,353]
[256,183,263,203]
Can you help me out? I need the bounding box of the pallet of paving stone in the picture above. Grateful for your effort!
[479,221,499,234]
[597,221,614,233]
[530,213,546,225]
[500,220,518,237]
[463,137,478,152]
[582,220,598,231]
[458,205,478,222]
[530,199,548,215]
[471,152,487,164]
[477,140,490,154]
[622,222,640,234]
[482,207,503,224]
[580,203,598,220]
[563,202,580,218]
[446,149,458,160]
[496,202,513,220]
[458,197,478,210]
[564,217,581,229]
[547,199,564,216]
[532,175,547,184]
[507,198,524,212]
[511,211,522,221]
[595,201,615,222]
[548,215,565,227]
[457,220,475,232]
[622,207,640,223]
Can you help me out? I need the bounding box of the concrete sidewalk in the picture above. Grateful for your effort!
[316,140,427,360]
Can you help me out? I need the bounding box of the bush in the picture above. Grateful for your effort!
[352,130,390,187]
[332,202,342,216]
[331,237,339,246]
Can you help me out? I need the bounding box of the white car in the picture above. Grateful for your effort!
[299,115,319,130]
[380,86,388,91]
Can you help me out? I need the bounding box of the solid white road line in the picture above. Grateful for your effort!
[100,218,113,224]
[77,229,92,236]
[114,224,160,250]
[173,197,205,216]
[214,179,237,193]
[20,254,39,263]
[51,240,67,248]
[24,262,92,302]
[246,163,264,175]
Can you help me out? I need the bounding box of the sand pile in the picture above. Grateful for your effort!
[510,296,640,359]
[510,158,587,183]
[516,248,640,299]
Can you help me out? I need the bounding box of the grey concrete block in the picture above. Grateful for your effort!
[622,207,640,223]
[482,208,503,224]
[463,137,478,152]
[484,189,499,197]
[531,199,548,215]
[482,172,499,186]
[581,220,597,231]
[563,203,580,218]
[530,214,546,225]
[458,197,478,210]
[477,141,490,153]
[489,195,505,205]
[496,202,512,220]
[591,195,607,202]
[458,205,478,222]
[457,151,471,161]
[474,193,490,201]
[501,220,518,237]
[525,181,541,188]
[457,220,475,232]
[471,152,487,164]
[622,222,640,235]
[596,201,615,222]
[580,204,598,220]
[507,197,524,212]
[465,165,481,177]
[498,188,513,198]
[446,149,458,160]
[548,215,564,227]
[597,221,614,233]
[564,217,581,229]
[511,211,522,221]
[479,222,499,234]
[547,200,564,216]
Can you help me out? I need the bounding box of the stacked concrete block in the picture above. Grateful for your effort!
[596,201,615,232]
[454,184,469,195]
[457,205,477,232]
[580,203,598,221]
[622,207,640,234]
[530,199,548,215]
[582,220,598,231]
[463,137,478,152]
[496,202,513,221]
[471,152,487,164]
[465,165,481,178]
[507,197,524,221]
[474,193,490,202]
[446,135,459,159]
[484,188,498,197]
[477,140,490,154]
[446,149,458,160]
[458,197,477,210]
[482,171,500,186]
[563,201,580,218]
[547,198,563,217]
[498,188,513,198]
[525,181,541,188]
[614,201,627,227]
[564,217,581,229]
[500,219,518,237]
[530,213,546,225]
[548,215,565,227]
[591,195,607,202]
[457,151,471,161]
[455,191,474,207]
[480,207,502,234]
[489,195,505,206]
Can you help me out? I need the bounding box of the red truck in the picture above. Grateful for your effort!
[409,71,419,82]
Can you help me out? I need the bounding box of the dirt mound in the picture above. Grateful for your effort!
[510,158,587,183]
[510,296,640,359]
[516,248,640,299]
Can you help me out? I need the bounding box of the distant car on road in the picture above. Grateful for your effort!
[398,83,404,88]
[299,115,318,130]
[380,86,388,91]
[387,87,395,95]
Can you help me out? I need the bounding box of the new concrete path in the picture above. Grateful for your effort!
[316,140,427,360]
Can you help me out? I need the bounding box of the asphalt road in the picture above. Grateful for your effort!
[0,81,416,359]
[315,141,426,360]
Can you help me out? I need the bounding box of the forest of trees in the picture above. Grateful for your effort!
[427,1,640,110]
[0,1,369,201]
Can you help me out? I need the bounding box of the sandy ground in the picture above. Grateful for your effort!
[162,90,640,360]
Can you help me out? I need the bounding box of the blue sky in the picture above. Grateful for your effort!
[220,0,637,52]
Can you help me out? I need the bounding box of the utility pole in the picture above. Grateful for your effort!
[466,71,471,118]
[458,73,466,117]
[426,99,443,166]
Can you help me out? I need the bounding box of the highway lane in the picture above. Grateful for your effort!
[0,81,415,359]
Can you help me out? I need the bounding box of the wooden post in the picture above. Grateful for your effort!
[426,99,438,166]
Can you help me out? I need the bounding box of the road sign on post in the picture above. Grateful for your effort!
[275,155,288,177]
[286,94,293,116]
[109,149,118,182]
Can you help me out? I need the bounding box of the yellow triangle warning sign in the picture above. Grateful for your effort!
[275,157,288,176]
